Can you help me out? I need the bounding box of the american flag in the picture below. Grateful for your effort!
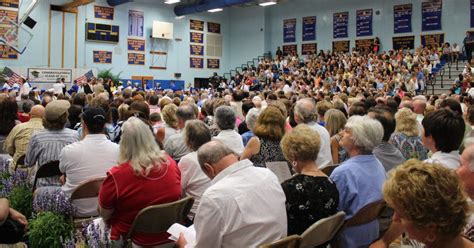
[3,67,22,86]
[74,70,94,84]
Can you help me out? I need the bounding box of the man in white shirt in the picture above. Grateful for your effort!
[294,98,332,167]
[177,141,287,248]
[213,106,244,155]
[59,107,119,217]
[53,79,64,95]
[164,104,196,162]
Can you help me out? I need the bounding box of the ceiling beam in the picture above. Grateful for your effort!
[57,0,95,11]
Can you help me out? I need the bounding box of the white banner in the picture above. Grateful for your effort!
[27,68,73,83]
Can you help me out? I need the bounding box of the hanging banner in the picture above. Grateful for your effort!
[190,57,204,69]
[355,39,373,53]
[332,40,350,53]
[128,53,145,65]
[282,44,297,56]
[333,12,349,39]
[0,45,17,59]
[302,16,316,41]
[207,22,221,34]
[190,32,204,43]
[393,36,415,50]
[283,18,296,43]
[94,5,114,20]
[472,0,474,27]
[394,4,412,33]
[0,0,19,9]
[128,10,144,37]
[421,33,444,48]
[301,43,317,55]
[190,44,204,56]
[93,50,112,64]
[356,9,373,37]
[207,58,220,69]
[127,38,145,52]
[27,68,72,83]
[190,19,204,31]
[422,1,442,31]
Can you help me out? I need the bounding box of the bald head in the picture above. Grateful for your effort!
[197,140,238,179]
[295,98,317,124]
[30,105,45,119]
[413,100,426,115]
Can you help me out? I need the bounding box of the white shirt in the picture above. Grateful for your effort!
[53,83,63,94]
[59,134,119,217]
[307,122,333,167]
[213,130,245,155]
[178,152,211,219]
[194,159,287,248]
[424,150,460,170]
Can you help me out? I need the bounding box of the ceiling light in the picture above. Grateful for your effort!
[164,0,180,4]
[208,8,223,13]
[175,15,185,19]
[259,0,277,6]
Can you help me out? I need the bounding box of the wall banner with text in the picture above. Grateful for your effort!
[394,4,412,33]
[421,33,444,48]
[0,0,19,9]
[190,32,204,43]
[190,44,204,56]
[94,5,114,20]
[283,18,297,43]
[127,38,145,52]
[128,53,145,65]
[392,36,415,50]
[355,39,373,52]
[190,57,204,69]
[190,19,204,31]
[356,9,373,37]
[302,16,316,41]
[207,22,221,34]
[207,58,220,69]
[333,12,349,39]
[422,1,442,31]
[332,40,350,53]
[282,44,297,56]
[301,43,317,55]
[93,50,112,64]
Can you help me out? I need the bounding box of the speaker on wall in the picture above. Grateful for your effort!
[174,73,181,78]
[24,16,37,29]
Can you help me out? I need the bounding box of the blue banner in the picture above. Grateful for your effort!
[302,16,316,41]
[471,0,474,27]
[190,57,204,69]
[394,4,412,33]
[422,1,442,32]
[127,39,145,52]
[356,9,373,37]
[283,18,296,43]
[333,12,348,39]
[190,32,204,44]
[93,50,112,64]
[190,45,204,56]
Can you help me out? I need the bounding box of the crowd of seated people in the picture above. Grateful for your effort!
[0,44,474,247]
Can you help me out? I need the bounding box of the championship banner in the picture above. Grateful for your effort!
[190,19,204,31]
[190,32,204,44]
[282,44,297,56]
[421,33,444,48]
[93,50,112,64]
[302,16,316,41]
[27,68,72,83]
[190,57,204,69]
[333,12,349,39]
[0,44,17,59]
[128,53,145,65]
[190,44,204,56]
[301,43,317,55]
[394,4,412,33]
[355,39,373,53]
[94,5,114,20]
[332,40,350,53]
[471,0,474,27]
[207,58,220,69]
[207,22,221,34]
[356,9,373,37]
[283,18,296,43]
[392,36,415,50]
[422,1,442,31]
[128,10,144,37]
[0,0,19,9]
[127,38,145,52]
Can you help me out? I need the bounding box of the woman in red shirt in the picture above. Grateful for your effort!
[98,117,181,246]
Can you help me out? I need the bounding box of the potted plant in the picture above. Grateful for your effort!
[28,211,73,248]
[97,68,122,87]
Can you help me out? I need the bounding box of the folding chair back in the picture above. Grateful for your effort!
[259,235,301,248]
[300,211,346,248]
[32,161,61,191]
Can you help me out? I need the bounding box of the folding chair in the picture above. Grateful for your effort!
[70,177,106,228]
[32,160,61,192]
[321,163,340,176]
[300,211,346,248]
[259,235,301,248]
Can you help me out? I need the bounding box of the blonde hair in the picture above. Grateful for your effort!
[325,109,347,137]
[384,159,468,238]
[316,100,333,116]
[395,107,419,136]
[280,124,321,163]
[119,117,168,176]
[161,103,178,129]
[118,104,129,121]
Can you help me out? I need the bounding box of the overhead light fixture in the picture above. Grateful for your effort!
[208,8,223,12]
[164,0,180,4]
[175,15,185,19]
[259,0,277,6]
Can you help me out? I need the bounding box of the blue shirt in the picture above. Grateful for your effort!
[241,130,254,147]
[329,154,386,247]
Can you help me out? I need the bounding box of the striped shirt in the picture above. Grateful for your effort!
[25,128,79,186]
[3,118,44,168]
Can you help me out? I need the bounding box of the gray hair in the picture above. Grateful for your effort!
[119,117,167,176]
[294,98,317,123]
[246,108,261,131]
[197,140,235,168]
[214,105,236,130]
[176,104,197,122]
[463,139,474,171]
[345,115,383,153]
[184,120,211,151]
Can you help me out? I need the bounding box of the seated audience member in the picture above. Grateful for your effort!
[381,160,473,247]
[213,106,245,155]
[59,107,119,217]
[4,105,44,169]
[165,104,197,162]
[98,117,181,246]
[458,144,474,240]
[156,103,179,144]
[0,198,27,244]
[294,98,332,167]
[178,120,212,220]
[148,95,160,114]
[237,100,255,135]
[316,100,333,126]
[241,108,260,147]
[177,140,287,247]
[390,108,428,160]
[0,98,19,154]
[324,109,348,164]
[26,100,79,187]
[241,106,286,167]
[280,124,339,236]
[330,115,386,247]
[369,107,407,172]
[17,100,33,123]
[422,109,465,169]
